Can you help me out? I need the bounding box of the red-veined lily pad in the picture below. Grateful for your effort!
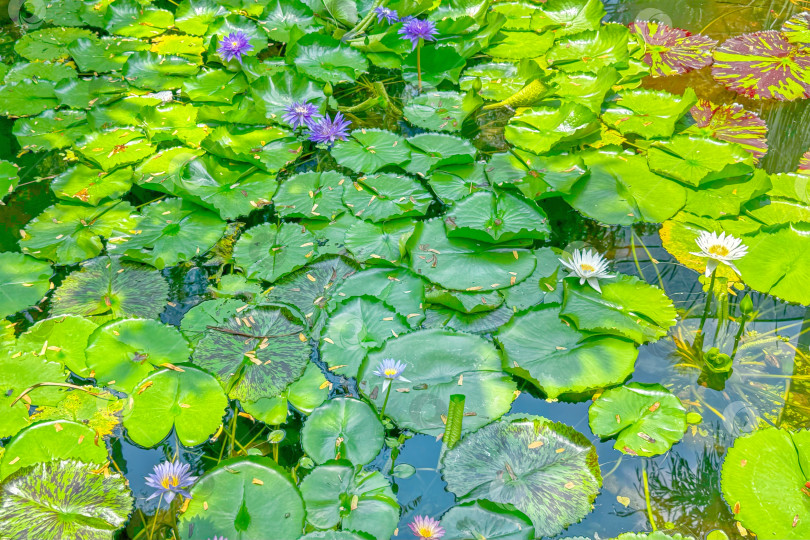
[782,12,810,44]
[712,31,810,101]
[629,21,717,77]
[685,99,768,160]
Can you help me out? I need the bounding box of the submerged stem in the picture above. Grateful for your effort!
[147,493,164,540]
[698,269,717,334]
[642,461,657,532]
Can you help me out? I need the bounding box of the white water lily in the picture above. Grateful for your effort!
[690,231,747,277]
[559,249,612,293]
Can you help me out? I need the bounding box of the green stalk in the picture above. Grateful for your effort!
[416,44,422,93]
[342,0,386,41]
[380,382,393,419]
[443,394,465,449]
[642,461,657,532]
[147,493,164,540]
[698,269,717,334]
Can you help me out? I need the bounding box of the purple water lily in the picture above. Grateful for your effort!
[373,358,410,392]
[145,461,197,504]
[306,112,351,145]
[218,31,253,63]
[398,17,438,50]
[283,101,321,129]
[374,6,399,24]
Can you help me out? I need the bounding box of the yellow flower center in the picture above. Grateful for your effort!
[231,41,239,47]
[708,244,729,257]
[579,263,596,272]
[160,475,179,489]
[418,526,435,538]
[384,368,398,377]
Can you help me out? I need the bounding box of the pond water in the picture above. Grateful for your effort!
[1,0,809,539]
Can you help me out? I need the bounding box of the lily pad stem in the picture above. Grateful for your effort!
[147,492,164,540]
[731,311,747,360]
[380,382,393,419]
[642,460,657,532]
[342,0,386,41]
[698,269,717,334]
[417,44,423,93]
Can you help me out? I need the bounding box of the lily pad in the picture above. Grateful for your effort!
[0,252,51,318]
[403,91,482,133]
[329,266,425,327]
[0,160,19,201]
[735,225,810,305]
[302,397,384,466]
[721,427,810,538]
[359,329,516,436]
[440,501,535,540]
[712,31,810,101]
[460,62,542,102]
[14,315,98,377]
[250,71,326,123]
[629,21,717,77]
[647,136,753,186]
[342,173,433,222]
[20,201,135,264]
[0,420,108,480]
[234,222,317,282]
[123,51,200,90]
[505,102,598,154]
[179,456,305,540]
[202,124,300,173]
[14,27,95,61]
[300,462,399,539]
[547,24,631,72]
[542,0,605,36]
[330,129,410,174]
[123,366,228,447]
[274,171,348,220]
[191,306,311,402]
[111,198,227,269]
[320,297,407,377]
[104,0,173,38]
[404,133,477,175]
[344,217,415,265]
[601,88,697,139]
[407,219,536,291]
[51,256,168,322]
[50,165,133,206]
[0,460,133,540]
[67,36,150,72]
[85,318,191,393]
[561,275,677,344]
[13,109,88,152]
[287,33,368,83]
[685,99,768,161]
[444,191,549,243]
[0,351,67,439]
[441,415,602,538]
[495,305,638,398]
[589,382,687,456]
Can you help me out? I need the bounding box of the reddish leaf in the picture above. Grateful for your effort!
[686,99,768,160]
[629,20,717,77]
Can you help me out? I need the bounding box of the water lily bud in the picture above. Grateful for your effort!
[323,83,333,97]
[740,294,754,315]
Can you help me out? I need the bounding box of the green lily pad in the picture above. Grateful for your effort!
[76,128,155,171]
[14,315,98,377]
[487,150,586,200]
[301,397,384,465]
[14,27,95,61]
[191,306,311,402]
[428,162,490,203]
[321,297,407,377]
[180,298,245,345]
[206,14,267,59]
[342,173,433,222]
[344,217,415,265]
[51,256,168,321]
[647,136,753,186]
[32,388,123,439]
[183,69,247,104]
[111,198,227,269]
[564,149,687,225]
[287,33,368,83]
[0,420,108,480]
[404,133,477,176]
[330,267,425,327]
[440,501,535,540]
[549,68,621,113]
[500,248,564,310]
[441,415,602,538]
[505,102,598,154]
[234,222,317,282]
[13,109,89,152]
[122,365,228,447]
[485,31,555,60]
[0,460,133,540]
[123,51,200,90]
[359,329,516,436]
[250,71,326,123]
[104,0,173,37]
[0,252,51,318]
[174,0,228,35]
[445,191,549,243]
[460,62,541,102]
[547,24,631,72]
[542,0,605,36]
[601,88,697,139]
[175,153,279,219]
[589,382,687,456]
[50,165,133,206]
[403,91,482,133]
[262,0,319,42]
[0,352,67,439]
[735,225,810,305]
[560,275,677,344]
[85,318,191,393]
[20,201,136,264]
[67,36,151,72]
[495,305,638,398]
[243,361,329,423]
[0,160,19,201]
[274,171,348,221]
[721,427,810,538]
[300,462,399,539]
[0,82,58,117]
[331,129,411,174]
[407,219,536,291]
[202,124,300,173]
[179,456,305,540]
